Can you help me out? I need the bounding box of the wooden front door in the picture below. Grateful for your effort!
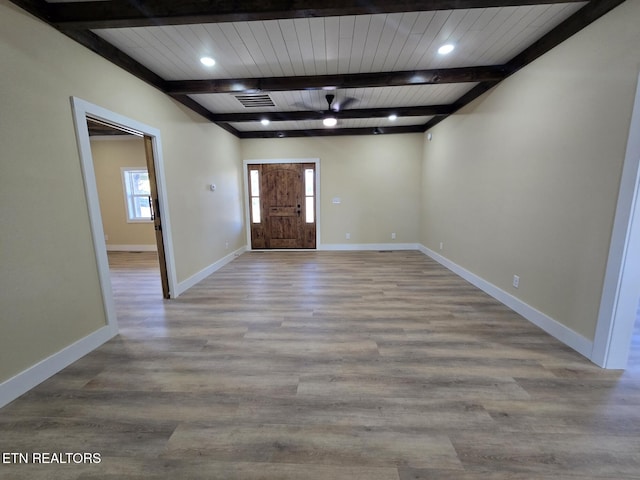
[248,163,316,249]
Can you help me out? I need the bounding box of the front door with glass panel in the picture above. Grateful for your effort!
[248,163,316,249]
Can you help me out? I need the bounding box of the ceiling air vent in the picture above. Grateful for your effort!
[234,94,275,108]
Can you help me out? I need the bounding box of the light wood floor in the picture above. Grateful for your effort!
[1,250,640,479]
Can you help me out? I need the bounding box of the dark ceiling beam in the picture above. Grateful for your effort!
[422,81,500,131]
[9,0,624,139]
[210,105,454,122]
[8,0,238,133]
[7,0,51,23]
[166,66,509,95]
[9,1,168,90]
[422,0,627,133]
[168,94,217,121]
[165,95,241,136]
[209,121,242,137]
[239,124,425,139]
[506,0,627,72]
[49,0,588,30]
[62,29,168,91]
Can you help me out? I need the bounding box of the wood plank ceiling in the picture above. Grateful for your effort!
[12,0,626,137]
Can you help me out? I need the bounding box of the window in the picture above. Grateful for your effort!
[122,168,152,222]
[249,169,261,223]
[305,168,314,223]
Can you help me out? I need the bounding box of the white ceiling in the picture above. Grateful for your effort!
[22,0,607,137]
[94,5,585,80]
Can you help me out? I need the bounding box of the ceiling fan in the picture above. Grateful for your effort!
[324,93,358,112]
[322,94,357,127]
[295,93,358,127]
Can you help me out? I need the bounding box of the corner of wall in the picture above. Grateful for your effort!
[418,244,594,361]
[0,326,116,408]
[175,246,249,297]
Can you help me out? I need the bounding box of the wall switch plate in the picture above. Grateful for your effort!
[439,242,443,250]
[346,233,351,240]
[391,232,396,240]
[513,275,520,288]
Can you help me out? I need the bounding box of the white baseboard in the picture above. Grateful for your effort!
[175,246,248,296]
[319,243,419,251]
[0,325,116,408]
[418,244,593,360]
[106,244,157,252]
[0,246,248,407]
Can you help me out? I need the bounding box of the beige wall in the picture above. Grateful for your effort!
[420,0,640,340]
[0,1,244,382]
[162,117,245,280]
[241,134,423,245]
[91,137,156,248]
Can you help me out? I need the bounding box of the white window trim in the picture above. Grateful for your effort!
[121,167,153,223]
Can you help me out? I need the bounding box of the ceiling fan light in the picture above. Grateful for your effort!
[323,117,337,127]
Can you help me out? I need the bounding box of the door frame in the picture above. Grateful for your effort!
[592,72,640,368]
[70,97,178,332]
[243,158,320,250]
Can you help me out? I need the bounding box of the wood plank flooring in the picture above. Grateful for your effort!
[1,250,639,479]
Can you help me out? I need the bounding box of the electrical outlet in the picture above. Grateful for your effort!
[391,232,396,240]
[225,241,229,249]
[346,233,351,240]
[513,275,520,288]
[439,242,443,250]
[104,234,109,241]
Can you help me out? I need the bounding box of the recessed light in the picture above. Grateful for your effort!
[200,56,216,67]
[261,119,270,126]
[437,44,455,55]
[388,114,397,121]
[323,117,337,127]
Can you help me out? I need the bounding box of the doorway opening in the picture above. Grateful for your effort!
[592,73,640,369]
[71,97,177,333]
[87,120,170,303]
